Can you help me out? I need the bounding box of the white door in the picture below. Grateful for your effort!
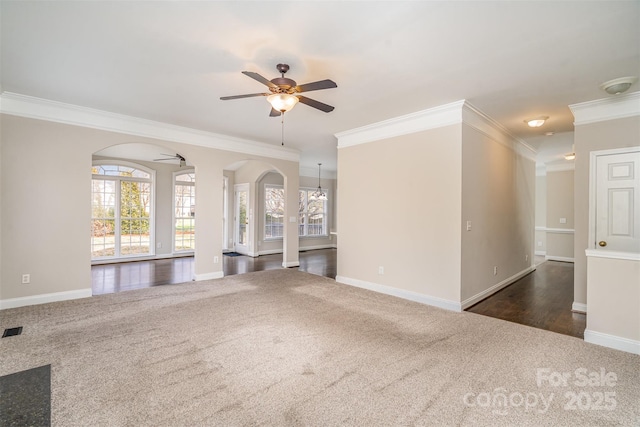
[595,149,640,252]
[234,184,249,254]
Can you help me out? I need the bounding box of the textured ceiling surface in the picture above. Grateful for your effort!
[2,1,639,171]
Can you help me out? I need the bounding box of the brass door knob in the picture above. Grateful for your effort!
[598,241,607,247]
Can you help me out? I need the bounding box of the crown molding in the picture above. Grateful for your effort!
[335,99,536,162]
[546,162,575,172]
[335,100,465,148]
[569,91,640,126]
[461,101,537,162]
[0,92,300,163]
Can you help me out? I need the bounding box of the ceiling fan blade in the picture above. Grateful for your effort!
[153,158,174,161]
[297,95,335,113]
[242,71,277,88]
[269,107,282,117]
[220,93,269,100]
[295,79,337,93]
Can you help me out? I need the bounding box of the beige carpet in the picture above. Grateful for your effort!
[1,269,638,426]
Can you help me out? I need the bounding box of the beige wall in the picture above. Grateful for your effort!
[0,114,300,303]
[546,170,574,229]
[573,115,640,305]
[546,169,574,260]
[337,125,463,303]
[223,170,235,251]
[586,256,640,345]
[460,124,535,302]
[535,175,547,254]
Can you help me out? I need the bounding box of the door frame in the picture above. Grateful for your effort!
[588,145,640,252]
[234,183,250,254]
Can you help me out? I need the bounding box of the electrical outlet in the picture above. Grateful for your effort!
[22,274,30,284]
[493,266,498,276]
[537,241,543,247]
[525,254,529,262]
[560,217,567,224]
[466,221,472,231]
[214,256,219,263]
[378,266,384,275]
[157,242,162,249]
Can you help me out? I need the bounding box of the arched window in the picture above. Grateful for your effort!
[91,162,155,259]
[174,170,195,252]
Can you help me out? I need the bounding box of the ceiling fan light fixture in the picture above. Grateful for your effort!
[267,93,299,113]
[600,76,637,95]
[525,116,548,128]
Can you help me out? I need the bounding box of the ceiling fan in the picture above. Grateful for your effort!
[220,63,337,116]
[153,153,186,167]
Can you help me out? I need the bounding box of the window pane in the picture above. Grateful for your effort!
[298,188,327,237]
[174,173,196,252]
[91,179,117,258]
[176,173,195,183]
[91,165,153,260]
[265,186,284,239]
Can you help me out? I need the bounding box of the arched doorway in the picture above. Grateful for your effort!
[91,143,196,294]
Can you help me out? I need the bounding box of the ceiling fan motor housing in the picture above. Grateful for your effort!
[270,77,297,93]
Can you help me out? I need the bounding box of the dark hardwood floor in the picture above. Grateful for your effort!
[92,248,336,295]
[92,253,584,339]
[467,261,586,339]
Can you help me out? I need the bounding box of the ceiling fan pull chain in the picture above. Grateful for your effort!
[281,111,285,146]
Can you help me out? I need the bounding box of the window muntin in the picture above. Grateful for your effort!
[92,164,151,179]
[174,171,195,252]
[265,185,285,239]
[91,162,154,259]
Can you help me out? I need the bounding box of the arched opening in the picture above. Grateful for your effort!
[91,143,196,294]
[223,160,290,264]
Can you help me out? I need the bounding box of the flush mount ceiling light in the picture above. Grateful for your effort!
[600,76,638,95]
[524,116,549,128]
[564,144,576,160]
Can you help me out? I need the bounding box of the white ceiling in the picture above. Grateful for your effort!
[2,1,639,173]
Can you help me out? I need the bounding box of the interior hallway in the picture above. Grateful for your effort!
[92,252,584,339]
[467,260,586,339]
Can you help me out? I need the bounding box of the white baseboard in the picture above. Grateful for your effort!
[461,266,535,310]
[534,250,546,256]
[545,255,575,263]
[584,329,640,355]
[282,261,300,268]
[335,275,461,312]
[572,302,587,313]
[0,288,93,310]
[258,249,283,256]
[193,271,224,281]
